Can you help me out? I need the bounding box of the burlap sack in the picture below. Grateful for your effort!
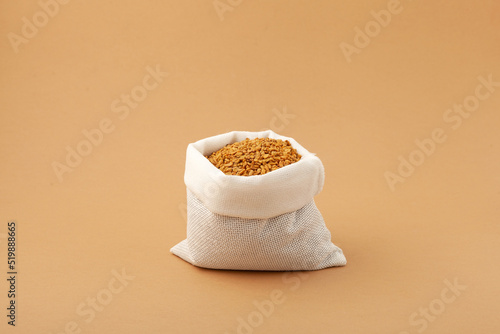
[171,130,346,271]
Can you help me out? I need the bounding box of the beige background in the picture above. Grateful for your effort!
[1,0,499,333]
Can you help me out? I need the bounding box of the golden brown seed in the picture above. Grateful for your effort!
[206,137,301,176]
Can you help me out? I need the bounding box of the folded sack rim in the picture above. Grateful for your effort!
[184,130,325,219]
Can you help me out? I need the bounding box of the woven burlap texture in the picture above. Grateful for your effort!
[171,130,346,271]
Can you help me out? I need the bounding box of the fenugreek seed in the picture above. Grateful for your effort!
[206,137,301,176]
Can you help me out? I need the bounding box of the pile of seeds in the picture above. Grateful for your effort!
[206,138,302,176]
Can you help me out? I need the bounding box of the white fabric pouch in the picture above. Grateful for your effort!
[171,130,346,271]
